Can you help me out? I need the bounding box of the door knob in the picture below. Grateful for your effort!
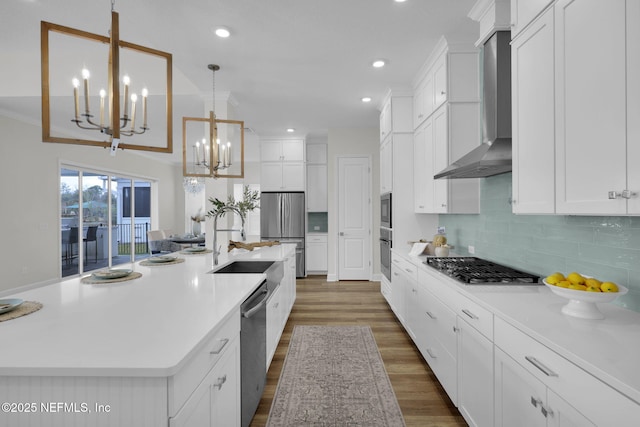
[339,232,344,236]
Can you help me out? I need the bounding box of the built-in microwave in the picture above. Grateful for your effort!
[381,192,392,229]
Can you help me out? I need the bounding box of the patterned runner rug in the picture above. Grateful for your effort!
[266,325,406,426]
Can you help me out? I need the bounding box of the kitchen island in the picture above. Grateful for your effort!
[0,244,296,426]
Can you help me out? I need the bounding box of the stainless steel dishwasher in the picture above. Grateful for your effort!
[240,280,269,427]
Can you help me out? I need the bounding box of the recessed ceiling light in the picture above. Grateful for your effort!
[215,27,231,38]
[361,97,372,103]
[372,60,386,68]
[286,128,295,133]
[395,0,408,3]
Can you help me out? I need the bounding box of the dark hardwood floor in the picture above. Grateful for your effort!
[250,276,467,427]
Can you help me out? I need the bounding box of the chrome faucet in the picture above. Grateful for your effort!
[212,207,246,265]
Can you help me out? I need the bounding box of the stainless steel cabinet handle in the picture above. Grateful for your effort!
[393,272,399,277]
[541,404,554,418]
[461,309,478,320]
[623,190,637,199]
[609,191,622,199]
[440,91,446,95]
[210,338,229,355]
[213,374,227,390]
[453,326,459,333]
[530,396,542,408]
[426,348,437,359]
[426,311,437,320]
[525,356,558,377]
[405,268,413,273]
[418,205,425,209]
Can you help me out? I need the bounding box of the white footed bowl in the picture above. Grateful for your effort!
[543,280,628,319]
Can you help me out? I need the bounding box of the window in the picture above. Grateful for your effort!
[60,166,155,278]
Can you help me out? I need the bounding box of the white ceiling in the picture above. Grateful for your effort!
[0,0,479,163]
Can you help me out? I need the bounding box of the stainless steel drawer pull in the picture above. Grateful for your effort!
[541,404,553,418]
[530,396,542,408]
[426,348,437,359]
[426,311,437,320]
[213,374,227,390]
[461,309,478,320]
[405,268,413,273]
[453,326,459,333]
[525,356,558,377]
[209,338,229,355]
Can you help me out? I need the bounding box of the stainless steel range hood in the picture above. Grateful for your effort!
[435,31,512,179]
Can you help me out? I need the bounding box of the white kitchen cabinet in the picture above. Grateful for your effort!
[495,347,594,427]
[261,139,305,191]
[510,0,554,38]
[170,337,240,427]
[380,137,393,194]
[555,0,627,215]
[432,53,448,110]
[306,142,327,164]
[379,93,412,143]
[511,6,555,214]
[380,98,392,142]
[413,74,433,130]
[415,103,480,214]
[420,282,458,405]
[266,284,285,368]
[307,164,327,212]
[306,234,327,273]
[494,317,640,427]
[456,300,494,427]
[380,275,392,306]
[390,256,416,327]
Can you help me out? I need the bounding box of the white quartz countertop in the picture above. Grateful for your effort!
[392,247,640,405]
[0,244,295,377]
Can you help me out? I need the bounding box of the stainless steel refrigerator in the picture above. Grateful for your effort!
[260,191,306,277]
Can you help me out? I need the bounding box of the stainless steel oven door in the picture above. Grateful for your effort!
[380,192,392,228]
[380,228,392,281]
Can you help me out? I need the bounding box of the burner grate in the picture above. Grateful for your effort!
[424,257,539,284]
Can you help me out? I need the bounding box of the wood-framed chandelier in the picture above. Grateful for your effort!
[40,4,173,155]
[182,64,244,180]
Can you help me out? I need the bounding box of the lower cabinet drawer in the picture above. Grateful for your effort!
[455,294,493,341]
[168,310,240,416]
[422,336,457,405]
[494,317,640,426]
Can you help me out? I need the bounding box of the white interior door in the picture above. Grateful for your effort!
[337,156,371,280]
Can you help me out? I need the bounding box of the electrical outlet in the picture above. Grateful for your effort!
[437,226,446,234]
[314,226,320,230]
[468,245,475,254]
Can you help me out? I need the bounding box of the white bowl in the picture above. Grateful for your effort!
[543,280,628,319]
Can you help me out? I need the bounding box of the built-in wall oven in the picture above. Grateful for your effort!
[380,227,392,281]
[381,192,392,229]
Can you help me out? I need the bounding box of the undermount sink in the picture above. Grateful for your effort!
[211,261,275,274]
[211,260,284,293]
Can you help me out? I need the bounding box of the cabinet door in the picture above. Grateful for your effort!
[432,106,449,213]
[511,0,554,38]
[380,138,393,193]
[306,238,327,272]
[512,8,555,214]
[433,54,448,109]
[211,340,240,427]
[627,0,640,214]
[457,317,494,427]
[390,265,407,325]
[380,99,392,141]
[261,163,284,191]
[282,163,305,190]
[281,140,304,161]
[555,0,627,214]
[495,347,547,427]
[266,285,284,367]
[547,389,596,427]
[261,140,283,162]
[413,123,431,213]
[307,164,327,212]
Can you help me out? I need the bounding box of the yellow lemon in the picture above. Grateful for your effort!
[546,272,565,284]
[567,272,585,286]
[600,282,619,293]
[556,280,571,288]
[568,283,587,291]
[585,278,602,288]
[585,285,602,292]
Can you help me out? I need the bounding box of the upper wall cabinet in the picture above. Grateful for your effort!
[510,0,554,38]
[412,38,481,214]
[379,93,413,143]
[306,142,327,212]
[261,139,305,191]
[511,0,639,215]
[511,7,555,214]
[413,39,480,131]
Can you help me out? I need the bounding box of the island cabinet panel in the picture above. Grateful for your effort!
[0,376,168,426]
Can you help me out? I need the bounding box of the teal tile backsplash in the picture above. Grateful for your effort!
[439,173,640,312]
[307,212,328,233]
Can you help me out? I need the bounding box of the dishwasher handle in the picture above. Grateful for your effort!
[242,289,269,318]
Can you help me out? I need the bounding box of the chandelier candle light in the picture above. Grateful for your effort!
[41,2,173,154]
[182,64,244,182]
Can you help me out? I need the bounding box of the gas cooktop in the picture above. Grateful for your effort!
[424,257,540,285]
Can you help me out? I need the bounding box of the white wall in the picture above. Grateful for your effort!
[327,128,379,281]
[0,115,182,292]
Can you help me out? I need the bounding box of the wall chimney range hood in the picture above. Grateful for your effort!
[435,31,512,179]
